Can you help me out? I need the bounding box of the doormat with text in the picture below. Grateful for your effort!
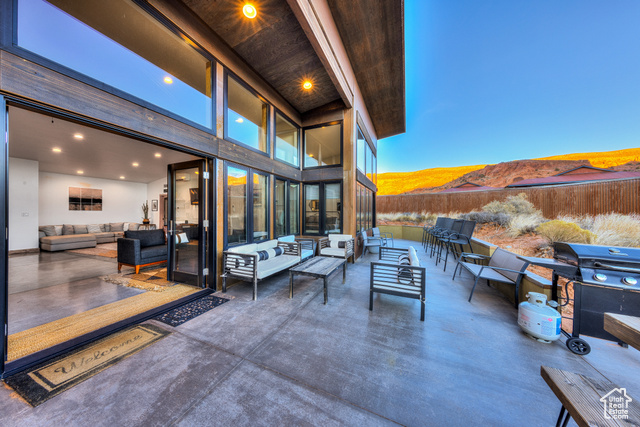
[154,294,230,327]
[4,323,170,407]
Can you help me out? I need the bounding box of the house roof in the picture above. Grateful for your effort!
[507,170,640,187]
[555,165,613,176]
[440,182,498,193]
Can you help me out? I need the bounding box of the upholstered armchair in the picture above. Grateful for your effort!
[318,234,355,263]
[117,229,167,273]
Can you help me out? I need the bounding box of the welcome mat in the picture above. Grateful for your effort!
[155,294,230,327]
[101,267,174,292]
[5,324,170,407]
[67,243,118,258]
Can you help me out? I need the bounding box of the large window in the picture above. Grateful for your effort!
[225,164,269,246]
[303,123,342,168]
[303,182,342,235]
[17,0,213,128]
[275,112,299,167]
[253,173,268,241]
[225,74,268,153]
[356,128,366,172]
[357,183,374,232]
[356,125,377,184]
[275,178,300,237]
[227,166,247,245]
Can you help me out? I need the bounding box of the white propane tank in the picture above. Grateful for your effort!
[518,292,562,342]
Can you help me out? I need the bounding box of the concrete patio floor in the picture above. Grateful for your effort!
[1,239,639,426]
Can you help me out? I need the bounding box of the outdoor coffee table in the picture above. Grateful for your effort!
[289,256,346,304]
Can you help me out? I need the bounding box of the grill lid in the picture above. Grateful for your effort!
[553,242,640,268]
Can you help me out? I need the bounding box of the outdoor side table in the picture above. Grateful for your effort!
[289,256,347,304]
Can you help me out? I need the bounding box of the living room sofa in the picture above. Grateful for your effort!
[222,239,303,300]
[117,229,167,273]
[38,223,143,251]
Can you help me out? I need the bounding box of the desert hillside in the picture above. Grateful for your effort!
[377,147,640,195]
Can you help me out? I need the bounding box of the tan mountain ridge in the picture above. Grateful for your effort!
[377,147,640,195]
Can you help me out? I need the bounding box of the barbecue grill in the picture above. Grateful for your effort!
[520,242,640,355]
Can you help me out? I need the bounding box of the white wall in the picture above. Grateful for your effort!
[9,158,39,250]
[147,177,166,227]
[39,172,147,225]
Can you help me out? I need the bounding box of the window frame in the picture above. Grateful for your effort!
[273,108,300,168]
[302,181,343,236]
[302,121,343,170]
[223,70,270,156]
[224,162,270,248]
[10,0,217,134]
[274,176,301,237]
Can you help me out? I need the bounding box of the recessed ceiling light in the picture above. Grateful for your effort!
[154,153,162,158]
[73,133,84,140]
[235,117,244,123]
[77,170,84,175]
[195,171,199,175]
[132,162,139,167]
[120,176,125,180]
[164,76,173,84]
[303,81,313,90]
[52,147,62,153]
[243,3,257,18]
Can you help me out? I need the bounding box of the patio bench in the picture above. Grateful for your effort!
[452,247,529,308]
[370,246,426,321]
[222,239,303,300]
[541,365,640,426]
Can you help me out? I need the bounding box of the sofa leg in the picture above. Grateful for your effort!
[222,277,227,293]
[135,266,140,274]
[118,263,122,272]
[253,279,258,301]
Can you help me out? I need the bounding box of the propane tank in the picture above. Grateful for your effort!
[518,292,562,343]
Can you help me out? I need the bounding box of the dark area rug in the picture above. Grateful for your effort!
[4,324,170,407]
[154,294,229,327]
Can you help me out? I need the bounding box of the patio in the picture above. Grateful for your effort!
[1,239,639,426]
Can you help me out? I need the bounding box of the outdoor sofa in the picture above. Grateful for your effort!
[222,238,304,300]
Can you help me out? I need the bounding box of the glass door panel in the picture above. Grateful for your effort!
[325,183,341,234]
[304,184,320,234]
[168,160,206,286]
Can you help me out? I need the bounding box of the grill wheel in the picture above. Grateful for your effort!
[566,337,591,355]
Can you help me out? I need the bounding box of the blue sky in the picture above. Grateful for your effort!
[378,1,640,173]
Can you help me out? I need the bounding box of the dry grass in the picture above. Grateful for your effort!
[535,220,595,244]
[537,147,640,169]
[507,213,546,237]
[592,213,640,247]
[377,165,485,196]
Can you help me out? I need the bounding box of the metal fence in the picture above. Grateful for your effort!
[377,178,640,218]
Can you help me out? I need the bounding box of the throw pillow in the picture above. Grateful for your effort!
[273,246,284,257]
[39,225,57,236]
[398,254,410,265]
[257,250,270,261]
[110,222,124,232]
[128,223,140,231]
[100,224,108,232]
[87,224,101,234]
[62,224,74,235]
[73,225,88,234]
[338,241,346,249]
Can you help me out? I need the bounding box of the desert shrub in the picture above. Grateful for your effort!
[482,193,540,216]
[556,214,595,231]
[507,213,546,237]
[461,211,511,227]
[535,220,595,244]
[592,213,640,247]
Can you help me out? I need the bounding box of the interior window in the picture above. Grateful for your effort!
[275,112,299,167]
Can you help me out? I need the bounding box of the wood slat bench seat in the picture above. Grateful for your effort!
[541,366,640,427]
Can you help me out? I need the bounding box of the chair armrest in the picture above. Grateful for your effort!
[278,241,301,257]
[117,238,140,264]
[318,237,330,250]
[223,251,258,278]
[460,252,489,261]
[295,238,316,253]
[379,246,408,261]
[370,261,426,286]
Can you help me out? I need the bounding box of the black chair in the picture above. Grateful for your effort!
[432,219,463,259]
[436,220,476,271]
[117,229,167,274]
[428,217,455,255]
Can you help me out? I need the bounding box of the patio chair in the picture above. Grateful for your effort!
[435,220,476,272]
[319,234,355,263]
[361,228,384,255]
[452,248,529,308]
[426,217,454,254]
[372,227,394,247]
[431,219,463,259]
[370,246,426,321]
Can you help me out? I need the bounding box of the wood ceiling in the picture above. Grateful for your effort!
[181,0,405,139]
